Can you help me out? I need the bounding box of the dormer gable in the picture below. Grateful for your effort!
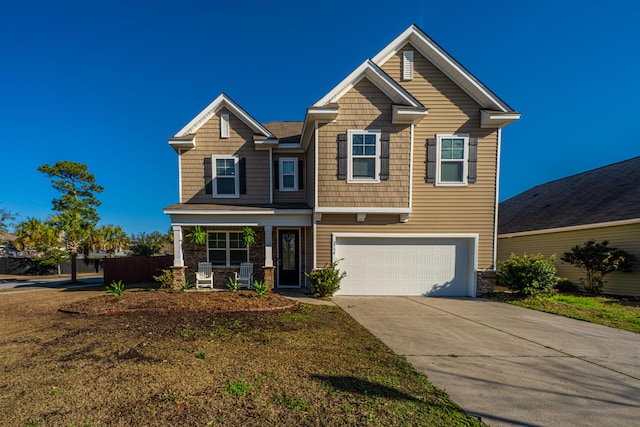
[372,24,520,127]
[301,60,429,148]
[168,93,276,152]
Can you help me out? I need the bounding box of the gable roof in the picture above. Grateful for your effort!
[499,156,640,235]
[372,24,516,113]
[313,59,423,107]
[172,93,275,139]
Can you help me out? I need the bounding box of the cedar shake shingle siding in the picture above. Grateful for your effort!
[317,78,411,208]
[181,107,270,205]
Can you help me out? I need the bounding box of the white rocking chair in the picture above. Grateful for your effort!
[195,262,214,289]
[234,262,253,289]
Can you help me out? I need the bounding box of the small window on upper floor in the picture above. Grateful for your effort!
[348,130,381,183]
[212,155,239,197]
[437,135,468,185]
[402,50,414,81]
[220,114,230,138]
[279,158,298,191]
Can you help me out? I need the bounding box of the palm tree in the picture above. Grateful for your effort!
[99,224,129,257]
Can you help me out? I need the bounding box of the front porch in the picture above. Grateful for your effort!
[166,205,313,290]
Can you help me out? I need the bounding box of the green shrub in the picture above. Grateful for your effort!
[181,279,195,292]
[497,253,558,295]
[106,280,125,296]
[227,277,240,292]
[561,240,635,294]
[252,280,268,296]
[152,269,173,289]
[304,259,347,298]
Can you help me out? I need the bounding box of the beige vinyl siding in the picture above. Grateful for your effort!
[305,132,316,208]
[273,154,306,204]
[317,78,411,208]
[355,44,497,270]
[304,225,313,285]
[181,107,270,204]
[498,222,640,296]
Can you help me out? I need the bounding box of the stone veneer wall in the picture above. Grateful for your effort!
[476,270,496,296]
[182,227,266,288]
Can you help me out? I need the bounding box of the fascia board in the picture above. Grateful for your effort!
[313,60,421,108]
[480,110,522,128]
[315,207,411,214]
[372,25,513,113]
[173,93,275,138]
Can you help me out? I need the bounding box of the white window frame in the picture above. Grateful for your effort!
[212,155,239,198]
[207,231,249,267]
[220,114,230,138]
[347,129,381,183]
[279,157,298,191]
[436,134,469,186]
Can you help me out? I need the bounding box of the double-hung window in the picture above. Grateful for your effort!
[279,158,298,191]
[207,232,248,266]
[437,135,468,185]
[348,130,380,182]
[212,155,239,197]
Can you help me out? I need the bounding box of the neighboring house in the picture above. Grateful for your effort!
[164,24,520,296]
[498,157,640,296]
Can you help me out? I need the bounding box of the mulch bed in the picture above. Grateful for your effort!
[59,290,298,315]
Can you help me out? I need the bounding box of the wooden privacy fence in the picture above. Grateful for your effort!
[103,255,173,285]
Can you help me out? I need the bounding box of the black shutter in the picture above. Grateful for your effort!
[380,134,390,180]
[337,133,347,180]
[426,138,437,183]
[204,157,212,194]
[298,160,304,189]
[468,137,478,183]
[273,160,279,190]
[239,157,246,194]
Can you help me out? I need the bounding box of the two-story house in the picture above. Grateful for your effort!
[164,24,520,296]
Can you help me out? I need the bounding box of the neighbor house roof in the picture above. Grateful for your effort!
[499,156,640,235]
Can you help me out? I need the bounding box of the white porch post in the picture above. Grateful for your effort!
[264,225,273,267]
[172,224,184,267]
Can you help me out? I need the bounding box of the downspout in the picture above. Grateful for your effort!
[492,128,502,270]
[178,149,183,203]
[269,147,273,205]
[408,123,414,211]
[313,120,319,269]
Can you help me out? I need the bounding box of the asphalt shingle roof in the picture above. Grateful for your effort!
[498,156,640,235]
[262,121,303,144]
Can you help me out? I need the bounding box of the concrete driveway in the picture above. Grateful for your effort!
[334,296,640,427]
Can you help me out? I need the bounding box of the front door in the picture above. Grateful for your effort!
[278,229,299,287]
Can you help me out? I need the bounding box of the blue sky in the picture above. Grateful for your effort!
[2,0,639,235]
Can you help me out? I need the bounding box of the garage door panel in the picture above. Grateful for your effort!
[334,236,474,296]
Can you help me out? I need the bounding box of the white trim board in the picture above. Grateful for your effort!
[498,218,640,239]
[172,93,275,139]
[372,25,514,113]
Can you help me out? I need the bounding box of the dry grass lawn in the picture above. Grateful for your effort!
[0,289,482,426]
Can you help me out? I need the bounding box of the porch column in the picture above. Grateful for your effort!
[264,225,273,267]
[172,224,184,267]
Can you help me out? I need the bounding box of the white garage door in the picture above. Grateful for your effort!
[333,234,476,296]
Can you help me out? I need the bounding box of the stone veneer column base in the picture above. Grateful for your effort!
[170,266,187,290]
[262,266,275,291]
[476,270,497,296]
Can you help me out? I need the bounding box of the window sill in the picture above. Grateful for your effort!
[347,178,381,184]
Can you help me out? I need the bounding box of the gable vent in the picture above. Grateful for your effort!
[220,113,230,138]
[402,50,414,81]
